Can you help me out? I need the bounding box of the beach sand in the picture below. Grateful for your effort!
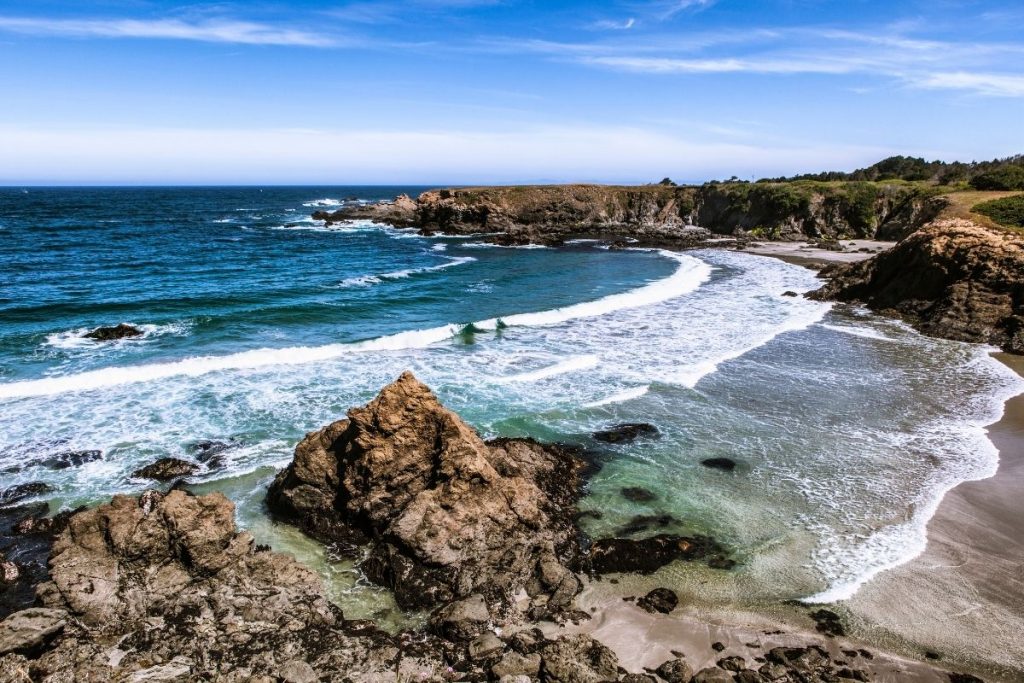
[740,239,895,268]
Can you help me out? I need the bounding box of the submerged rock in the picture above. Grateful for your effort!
[620,486,656,502]
[267,371,587,611]
[593,423,660,443]
[131,457,200,481]
[82,323,143,341]
[588,534,731,574]
[701,457,737,472]
[40,449,101,470]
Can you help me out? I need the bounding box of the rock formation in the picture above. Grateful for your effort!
[267,371,588,613]
[82,323,143,341]
[810,219,1024,353]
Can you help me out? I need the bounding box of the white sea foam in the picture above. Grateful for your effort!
[583,385,650,407]
[302,198,344,208]
[496,355,600,383]
[819,323,900,342]
[336,256,476,288]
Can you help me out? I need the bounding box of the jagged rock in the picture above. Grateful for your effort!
[656,657,694,682]
[131,457,200,481]
[718,655,746,671]
[429,594,490,642]
[2,489,450,680]
[701,457,737,472]
[0,557,16,585]
[267,372,587,611]
[83,323,143,341]
[735,671,768,682]
[810,219,1024,353]
[492,651,541,678]
[0,483,53,508]
[593,423,660,443]
[637,587,678,614]
[0,608,66,656]
[539,634,619,683]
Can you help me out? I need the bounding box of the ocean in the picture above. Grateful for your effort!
[1,186,1021,623]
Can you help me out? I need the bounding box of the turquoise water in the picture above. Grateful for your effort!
[1,186,1021,612]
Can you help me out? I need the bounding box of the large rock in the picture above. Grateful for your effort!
[538,634,619,683]
[810,219,1024,353]
[1,489,450,680]
[267,371,587,610]
[131,457,200,481]
[0,608,66,656]
[83,323,143,341]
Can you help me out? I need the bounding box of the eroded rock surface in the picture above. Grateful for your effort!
[810,219,1024,353]
[268,371,587,612]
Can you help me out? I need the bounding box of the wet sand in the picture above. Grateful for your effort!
[739,239,895,268]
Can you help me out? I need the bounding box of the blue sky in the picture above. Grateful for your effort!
[1,0,1023,184]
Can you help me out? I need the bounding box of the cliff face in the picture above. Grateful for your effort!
[322,182,945,244]
[809,219,1024,353]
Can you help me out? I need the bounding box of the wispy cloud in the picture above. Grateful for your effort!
[591,18,637,31]
[915,71,1024,97]
[584,56,854,75]
[0,16,333,47]
[646,0,717,21]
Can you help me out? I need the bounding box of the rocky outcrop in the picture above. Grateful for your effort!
[810,219,1024,353]
[1,489,453,681]
[315,183,945,244]
[267,371,588,612]
[131,457,200,481]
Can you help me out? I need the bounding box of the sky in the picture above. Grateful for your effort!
[1,0,1023,185]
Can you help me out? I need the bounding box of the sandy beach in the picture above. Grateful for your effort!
[844,354,1024,681]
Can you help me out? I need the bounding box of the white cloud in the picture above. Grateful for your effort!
[0,124,894,185]
[913,71,1024,97]
[584,56,855,74]
[0,16,333,47]
[591,18,636,31]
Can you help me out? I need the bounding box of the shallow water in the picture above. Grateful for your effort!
[1,186,1021,617]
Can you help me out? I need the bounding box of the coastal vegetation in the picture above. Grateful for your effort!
[973,194,1024,227]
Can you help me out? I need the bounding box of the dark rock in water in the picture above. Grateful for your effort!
[12,508,83,537]
[711,641,726,652]
[82,323,142,341]
[0,483,53,508]
[620,486,656,502]
[40,450,101,470]
[588,534,729,574]
[187,439,239,469]
[701,457,737,472]
[618,513,676,535]
[131,458,199,482]
[782,291,799,297]
[267,372,587,611]
[810,608,846,637]
[593,423,660,443]
[1,502,75,620]
[656,657,693,683]
[637,587,678,614]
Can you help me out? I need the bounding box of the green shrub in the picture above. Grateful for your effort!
[970,166,1024,191]
[973,195,1024,227]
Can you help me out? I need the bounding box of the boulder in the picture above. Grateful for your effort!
[692,667,734,683]
[539,634,619,683]
[83,323,143,341]
[588,534,731,574]
[267,372,587,611]
[131,457,200,481]
[621,486,656,502]
[700,457,737,472]
[428,594,490,642]
[637,587,678,614]
[40,450,101,470]
[656,657,694,682]
[0,608,66,656]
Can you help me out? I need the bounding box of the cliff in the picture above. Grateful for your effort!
[320,182,946,245]
[809,219,1024,353]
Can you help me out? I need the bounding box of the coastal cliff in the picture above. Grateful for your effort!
[810,219,1024,353]
[321,182,945,245]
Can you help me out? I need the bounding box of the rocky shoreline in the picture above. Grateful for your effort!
[0,373,994,681]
